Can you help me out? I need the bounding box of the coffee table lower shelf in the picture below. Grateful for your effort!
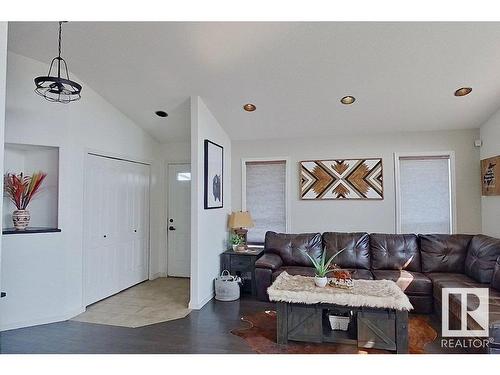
[276,302,408,353]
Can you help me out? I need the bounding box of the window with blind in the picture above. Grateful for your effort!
[396,154,454,234]
[244,160,287,244]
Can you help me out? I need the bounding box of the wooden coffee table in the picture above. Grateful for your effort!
[276,301,408,353]
[268,272,411,353]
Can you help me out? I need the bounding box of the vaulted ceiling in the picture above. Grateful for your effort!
[8,22,500,142]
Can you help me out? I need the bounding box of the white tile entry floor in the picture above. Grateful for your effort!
[72,277,191,328]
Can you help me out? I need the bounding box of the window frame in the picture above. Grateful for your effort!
[394,151,456,235]
[241,157,291,238]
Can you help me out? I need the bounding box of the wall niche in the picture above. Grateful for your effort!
[3,143,60,233]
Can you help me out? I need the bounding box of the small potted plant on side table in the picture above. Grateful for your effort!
[230,234,245,252]
[304,249,345,288]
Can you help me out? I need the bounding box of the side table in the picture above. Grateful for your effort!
[220,248,264,296]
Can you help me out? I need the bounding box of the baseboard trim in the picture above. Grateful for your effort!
[149,272,166,280]
[188,292,214,310]
[0,306,85,332]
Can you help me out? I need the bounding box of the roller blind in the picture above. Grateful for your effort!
[245,161,286,244]
[398,156,452,234]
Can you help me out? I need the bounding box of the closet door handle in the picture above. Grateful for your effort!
[168,226,176,231]
[103,234,107,238]
[0,292,6,298]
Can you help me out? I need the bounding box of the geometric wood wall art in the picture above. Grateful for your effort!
[481,155,500,196]
[300,158,383,200]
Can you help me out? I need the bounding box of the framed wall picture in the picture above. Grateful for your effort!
[481,155,500,196]
[204,139,224,209]
[300,158,383,200]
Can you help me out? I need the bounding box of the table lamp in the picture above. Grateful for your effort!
[228,211,254,247]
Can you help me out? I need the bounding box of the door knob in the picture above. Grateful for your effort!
[168,226,176,231]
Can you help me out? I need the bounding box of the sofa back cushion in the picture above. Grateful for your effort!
[465,235,500,283]
[419,234,473,273]
[370,233,421,271]
[492,257,500,291]
[323,232,370,270]
[264,231,322,267]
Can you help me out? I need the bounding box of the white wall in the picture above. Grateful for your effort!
[232,129,481,235]
[0,23,8,305]
[479,109,500,238]
[190,96,231,309]
[0,52,162,331]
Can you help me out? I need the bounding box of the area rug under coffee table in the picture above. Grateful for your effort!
[231,310,437,354]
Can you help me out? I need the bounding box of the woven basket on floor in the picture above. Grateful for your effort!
[215,270,241,301]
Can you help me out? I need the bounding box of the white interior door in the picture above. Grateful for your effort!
[84,154,150,306]
[167,163,191,278]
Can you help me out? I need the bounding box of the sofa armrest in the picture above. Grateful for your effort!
[255,253,283,270]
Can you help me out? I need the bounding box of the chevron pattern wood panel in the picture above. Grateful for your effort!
[300,159,383,200]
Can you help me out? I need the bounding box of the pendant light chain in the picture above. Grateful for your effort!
[58,22,62,59]
[57,22,63,79]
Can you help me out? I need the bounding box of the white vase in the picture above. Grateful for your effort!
[314,276,328,288]
[12,209,30,230]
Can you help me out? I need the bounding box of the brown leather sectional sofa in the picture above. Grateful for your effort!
[255,231,500,342]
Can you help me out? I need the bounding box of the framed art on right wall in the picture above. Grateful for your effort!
[481,155,500,196]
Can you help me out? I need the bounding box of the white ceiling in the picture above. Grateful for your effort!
[7,22,500,142]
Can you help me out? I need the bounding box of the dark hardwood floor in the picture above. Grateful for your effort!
[0,296,468,354]
[0,297,275,354]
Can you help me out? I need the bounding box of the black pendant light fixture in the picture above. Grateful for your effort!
[34,21,82,103]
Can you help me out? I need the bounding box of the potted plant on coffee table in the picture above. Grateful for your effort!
[4,171,47,230]
[304,249,345,288]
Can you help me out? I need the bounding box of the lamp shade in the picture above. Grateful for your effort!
[229,211,254,229]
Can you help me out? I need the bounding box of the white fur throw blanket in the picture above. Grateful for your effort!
[267,272,413,311]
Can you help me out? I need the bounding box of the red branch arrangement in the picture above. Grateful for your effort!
[4,172,47,210]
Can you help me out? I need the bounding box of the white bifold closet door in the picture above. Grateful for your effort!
[84,154,150,306]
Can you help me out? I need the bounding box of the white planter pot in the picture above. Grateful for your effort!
[314,276,328,288]
[12,209,30,230]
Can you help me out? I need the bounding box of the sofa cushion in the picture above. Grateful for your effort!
[408,295,434,314]
[323,232,370,270]
[419,234,472,273]
[465,235,500,283]
[370,233,421,272]
[345,269,374,280]
[425,272,479,285]
[446,289,500,331]
[426,272,485,302]
[492,257,500,291]
[490,290,500,326]
[264,231,322,267]
[272,266,316,280]
[255,253,283,270]
[371,270,432,296]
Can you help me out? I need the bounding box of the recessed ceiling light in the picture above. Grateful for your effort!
[243,103,256,112]
[454,87,472,97]
[340,96,356,105]
[155,110,168,117]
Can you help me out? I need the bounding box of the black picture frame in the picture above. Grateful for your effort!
[204,139,224,209]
